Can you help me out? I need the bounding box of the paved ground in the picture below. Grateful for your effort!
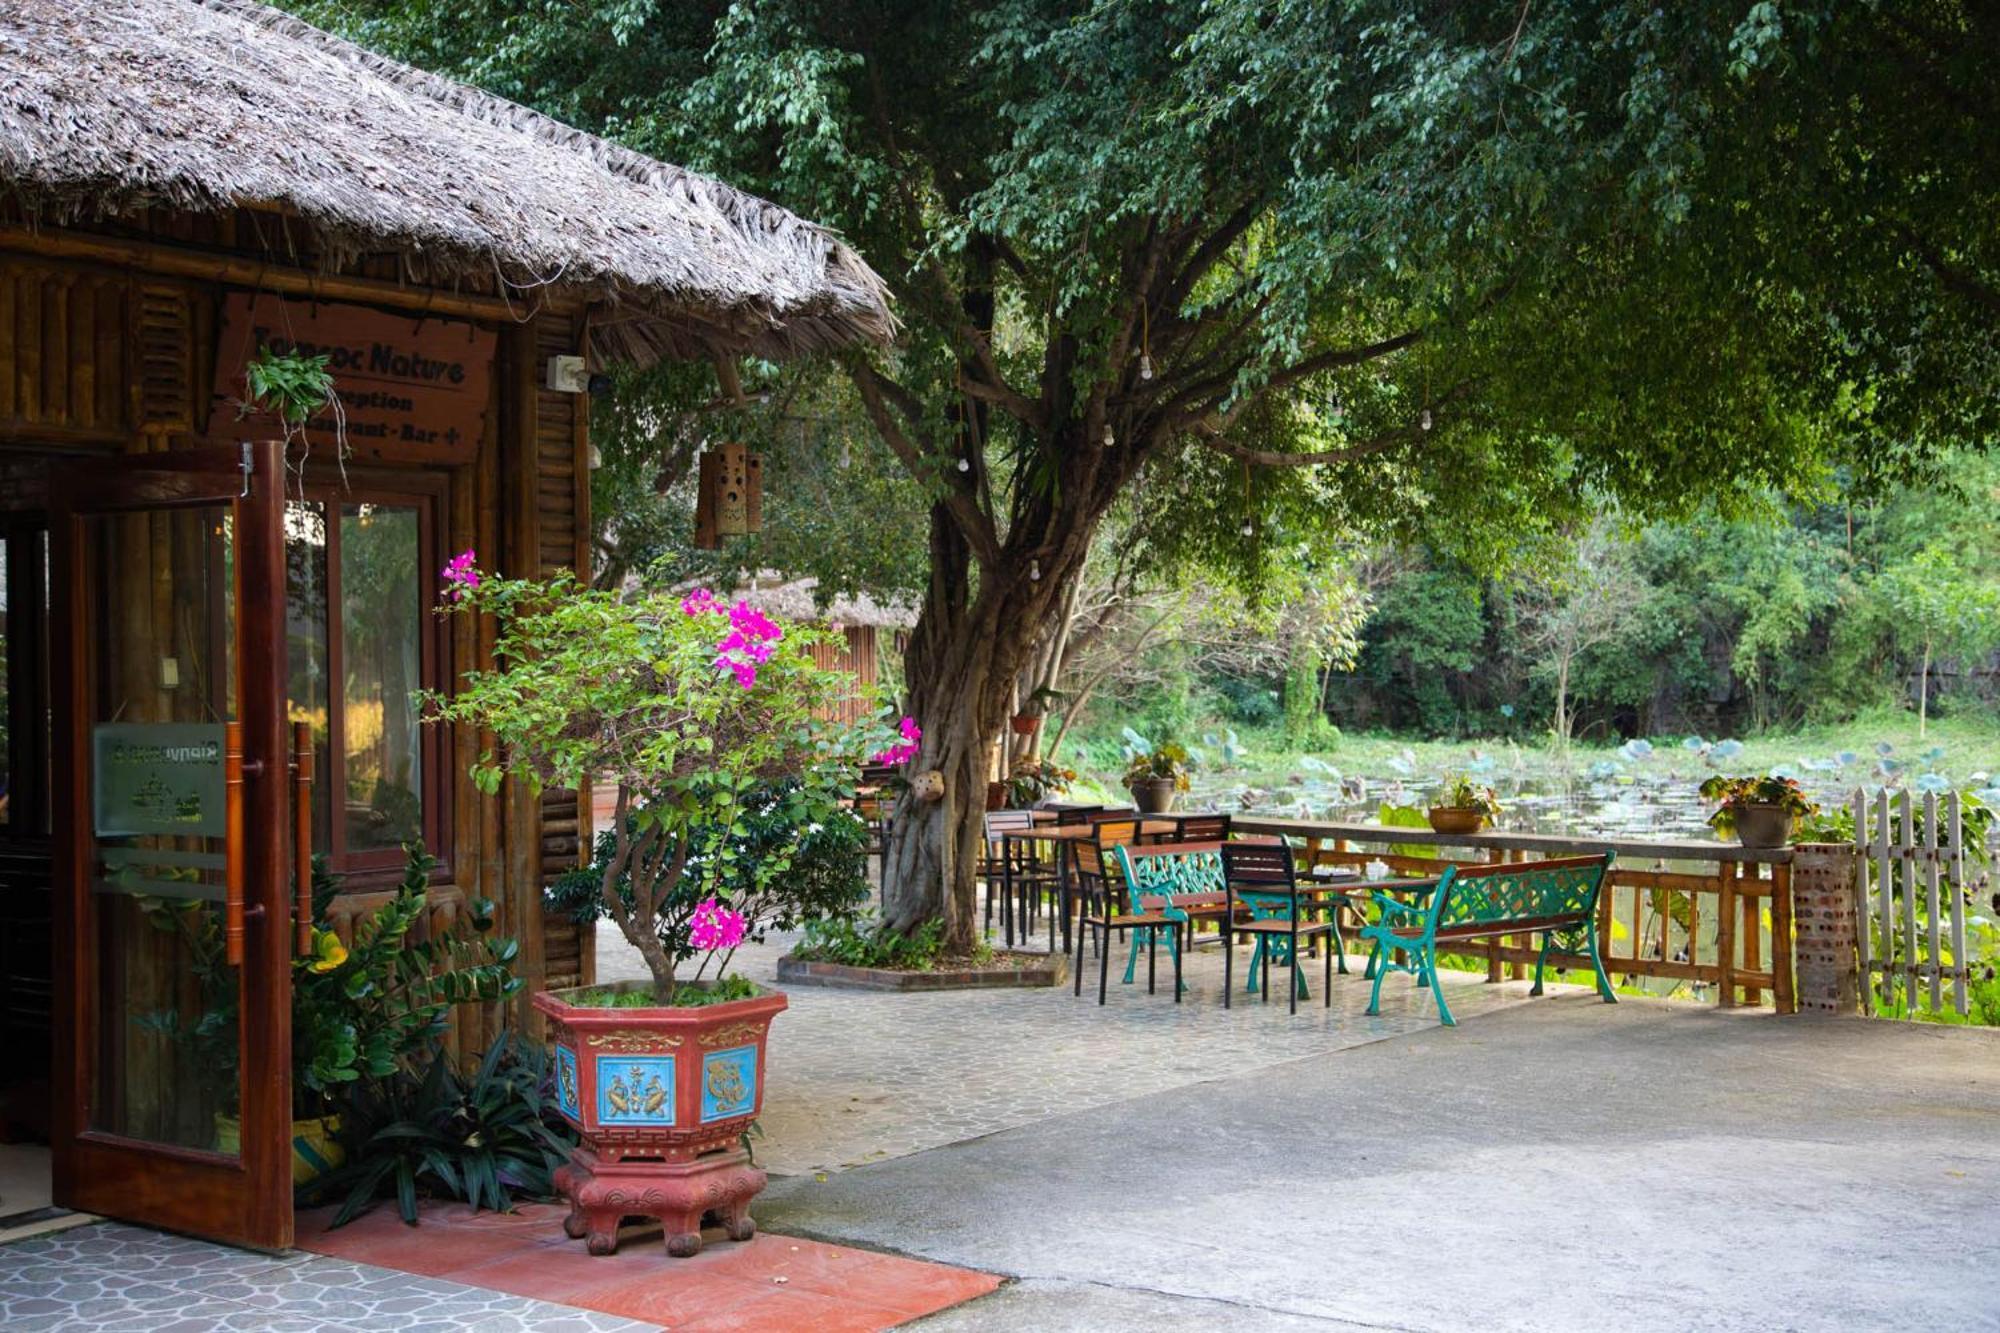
[759,997,2000,1332]
[597,923,1578,1177]
[0,1222,656,1332]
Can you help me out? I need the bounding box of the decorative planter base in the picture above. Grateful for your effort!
[555,1145,766,1258]
[534,982,786,1260]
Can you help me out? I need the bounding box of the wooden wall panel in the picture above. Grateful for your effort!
[0,258,135,446]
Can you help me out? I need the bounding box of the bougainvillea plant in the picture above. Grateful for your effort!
[426,556,897,1003]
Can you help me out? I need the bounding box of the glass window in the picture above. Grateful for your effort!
[340,504,423,854]
[282,495,434,872]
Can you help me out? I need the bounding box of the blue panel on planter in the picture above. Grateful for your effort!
[595,1055,676,1126]
[700,1045,758,1123]
[554,1045,581,1119]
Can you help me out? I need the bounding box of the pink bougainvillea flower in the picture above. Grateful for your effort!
[871,716,922,765]
[441,549,481,600]
[712,599,783,689]
[689,896,747,952]
[680,588,722,616]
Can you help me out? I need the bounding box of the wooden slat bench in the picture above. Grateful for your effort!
[1359,852,1617,1026]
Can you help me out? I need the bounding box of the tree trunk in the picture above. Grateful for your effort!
[1918,638,1932,738]
[880,484,1100,949]
[878,508,1049,950]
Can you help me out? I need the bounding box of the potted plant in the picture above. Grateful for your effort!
[1428,774,1502,834]
[1124,741,1192,814]
[1005,757,1076,808]
[428,567,883,1258]
[139,847,520,1187]
[1699,774,1819,849]
[1011,686,1064,736]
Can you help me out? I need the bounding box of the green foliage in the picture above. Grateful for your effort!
[1437,776,1501,818]
[1123,740,1192,792]
[793,914,953,971]
[1698,774,1820,836]
[304,1032,575,1228]
[243,345,334,424]
[1376,803,1436,861]
[139,846,520,1118]
[566,976,761,1008]
[428,570,880,999]
[1003,759,1074,808]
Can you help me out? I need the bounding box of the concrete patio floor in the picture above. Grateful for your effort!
[760,996,2000,1331]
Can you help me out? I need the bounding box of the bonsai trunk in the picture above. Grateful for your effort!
[600,802,684,1002]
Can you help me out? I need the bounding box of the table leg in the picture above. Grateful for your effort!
[1002,843,1016,948]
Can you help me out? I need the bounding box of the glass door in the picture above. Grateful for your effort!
[49,441,295,1249]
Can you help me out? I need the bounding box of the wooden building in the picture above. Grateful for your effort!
[0,0,889,1249]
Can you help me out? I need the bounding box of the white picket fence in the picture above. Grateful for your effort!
[1850,788,1992,1017]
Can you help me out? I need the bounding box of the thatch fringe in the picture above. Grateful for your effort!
[0,0,894,365]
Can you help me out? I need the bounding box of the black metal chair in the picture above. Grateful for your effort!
[1221,840,1335,1013]
[981,809,1050,941]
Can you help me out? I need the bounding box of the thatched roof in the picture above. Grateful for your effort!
[0,0,894,366]
[735,575,917,630]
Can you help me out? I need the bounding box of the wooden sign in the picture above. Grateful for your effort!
[207,293,494,464]
[693,443,762,548]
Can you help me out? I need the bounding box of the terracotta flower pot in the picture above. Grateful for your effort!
[1731,802,1792,849]
[1426,806,1486,835]
[1010,713,1040,735]
[1130,776,1179,814]
[535,982,787,1257]
[986,780,1009,810]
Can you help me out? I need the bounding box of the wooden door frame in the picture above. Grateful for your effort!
[49,440,294,1249]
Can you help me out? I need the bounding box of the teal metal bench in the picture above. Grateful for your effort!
[1359,852,1617,1026]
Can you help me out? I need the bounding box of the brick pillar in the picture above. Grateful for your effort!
[1791,844,1862,1016]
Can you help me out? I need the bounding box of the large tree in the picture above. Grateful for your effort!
[302,1,1996,945]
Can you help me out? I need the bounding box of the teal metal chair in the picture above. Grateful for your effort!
[1359,853,1617,1026]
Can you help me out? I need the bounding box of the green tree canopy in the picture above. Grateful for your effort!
[296,0,1997,941]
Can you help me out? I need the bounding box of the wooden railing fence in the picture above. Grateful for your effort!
[1231,818,1795,1012]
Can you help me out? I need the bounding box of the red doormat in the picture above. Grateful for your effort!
[297,1200,1000,1331]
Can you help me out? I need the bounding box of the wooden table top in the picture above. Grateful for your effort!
[1000,819,1180,842]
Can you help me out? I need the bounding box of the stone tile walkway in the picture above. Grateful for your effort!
[0,1221,655,1332]
[599,924,1582,1177]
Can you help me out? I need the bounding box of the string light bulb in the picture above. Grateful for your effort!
[1139,354,1153,381]
[1029,559,1042,582]
[1420,408,1433,432]
[957,457,971,472]
[1240,519,1254,538]
[1102,424,1115,448]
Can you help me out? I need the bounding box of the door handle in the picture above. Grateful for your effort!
[224,722,246,967]
[291,721,314,957]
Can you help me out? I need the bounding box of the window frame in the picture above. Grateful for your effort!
[290,469,452,884]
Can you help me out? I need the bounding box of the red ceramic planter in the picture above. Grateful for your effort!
[534,982,788,1256]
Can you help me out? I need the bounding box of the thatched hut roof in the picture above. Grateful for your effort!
[0,0,894,365]
[735,575,917,631]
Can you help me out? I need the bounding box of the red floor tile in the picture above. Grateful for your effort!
[294,1200,1000,1330]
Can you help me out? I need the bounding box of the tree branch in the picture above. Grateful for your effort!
[846,356,1001,566]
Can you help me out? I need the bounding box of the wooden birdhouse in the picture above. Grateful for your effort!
[694,442,762,548]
